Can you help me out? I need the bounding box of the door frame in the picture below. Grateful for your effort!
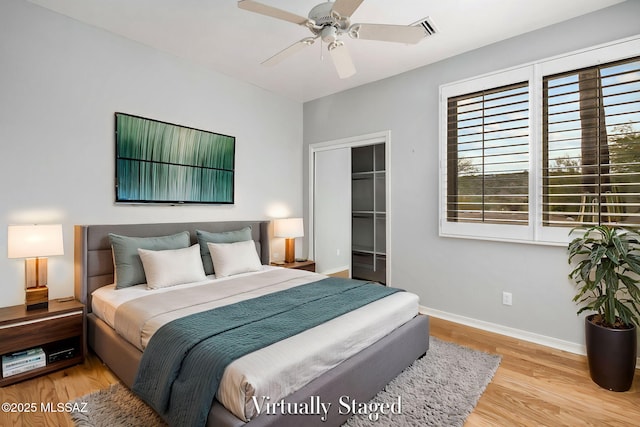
[308,130,391,283]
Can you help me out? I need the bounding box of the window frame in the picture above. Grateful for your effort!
[439,36,640,246]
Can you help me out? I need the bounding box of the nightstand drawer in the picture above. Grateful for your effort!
[0,311,82,355]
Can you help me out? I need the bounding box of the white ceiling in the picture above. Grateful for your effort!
[27,0,624,102]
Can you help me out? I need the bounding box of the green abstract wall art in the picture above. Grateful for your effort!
[115,113,235,204]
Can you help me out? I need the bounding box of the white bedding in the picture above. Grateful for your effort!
[91,267,419,421]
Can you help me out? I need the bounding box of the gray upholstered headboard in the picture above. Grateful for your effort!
[74,221,270,313]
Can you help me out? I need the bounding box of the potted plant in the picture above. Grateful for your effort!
[568,224,640,391]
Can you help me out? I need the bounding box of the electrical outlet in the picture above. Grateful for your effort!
[502,292,513,306]
[337,249,340,256]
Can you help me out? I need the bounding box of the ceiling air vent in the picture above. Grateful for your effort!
[412,16,438,37]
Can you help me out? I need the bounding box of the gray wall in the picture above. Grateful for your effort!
[0,0,303,307]
[303,1,640,349]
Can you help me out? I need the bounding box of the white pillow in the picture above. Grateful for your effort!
[207,240,262,278]
[138,244,207,289]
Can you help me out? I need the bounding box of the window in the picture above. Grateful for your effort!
[447,82,529,225]
[440,37,640,244]
[543,57,640,227]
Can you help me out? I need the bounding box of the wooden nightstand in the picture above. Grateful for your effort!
[271,260,316,272]
[0,299,85,387]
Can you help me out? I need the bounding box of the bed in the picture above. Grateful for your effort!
[74,220,429,427]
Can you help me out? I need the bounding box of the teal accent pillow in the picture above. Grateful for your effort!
[109,231,191,289]
[196,227,252,275]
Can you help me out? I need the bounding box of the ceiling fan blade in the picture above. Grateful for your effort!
[331,0,365,18]
[238,0,309,26]
[262,37,317,67]
[350,23,425,44]
[328,41,356,79]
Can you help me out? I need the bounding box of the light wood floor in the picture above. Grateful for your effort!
[1,317,638,426]
[430,317,640,427]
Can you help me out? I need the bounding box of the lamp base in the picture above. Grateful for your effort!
[25,257,48,289]
[26,286,49,311]
[284,238,296,263]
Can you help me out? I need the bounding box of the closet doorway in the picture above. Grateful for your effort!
[309,131,390,284]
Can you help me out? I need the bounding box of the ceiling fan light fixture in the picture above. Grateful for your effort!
[321,25,339,43]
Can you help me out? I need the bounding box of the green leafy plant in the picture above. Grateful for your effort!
[568,225,640,328]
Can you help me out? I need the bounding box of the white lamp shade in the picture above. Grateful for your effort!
[8,224,64,258]
[274,218,304,238]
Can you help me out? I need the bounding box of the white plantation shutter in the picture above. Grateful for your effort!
[440,37,640,244]
[446,82,530,225]
[543,56,640,227]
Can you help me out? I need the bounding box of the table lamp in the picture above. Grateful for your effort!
[274,218,304,263]
[8,224,64,310]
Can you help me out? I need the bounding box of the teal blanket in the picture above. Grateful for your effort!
[132,277,402,427]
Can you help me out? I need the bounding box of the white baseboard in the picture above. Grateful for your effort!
[420,306,640,369]
[318,265,350,276]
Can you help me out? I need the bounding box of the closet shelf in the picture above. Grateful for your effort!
[351,143,386,284]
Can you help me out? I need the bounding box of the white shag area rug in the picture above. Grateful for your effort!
[70,337,500,427]
[342,337,501,426]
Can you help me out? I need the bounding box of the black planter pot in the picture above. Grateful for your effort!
[585,314,637,392]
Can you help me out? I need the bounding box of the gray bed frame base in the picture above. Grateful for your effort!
[75,221,430,427]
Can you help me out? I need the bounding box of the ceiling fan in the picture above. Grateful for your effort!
[238,0,427,79]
